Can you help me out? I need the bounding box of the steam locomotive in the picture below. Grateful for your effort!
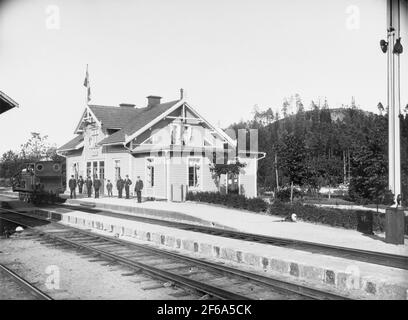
[12,161,65,204]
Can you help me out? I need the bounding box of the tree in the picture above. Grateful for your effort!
[227,96,408,205]
[47,146,65,162]
[210,161,246,194]
[0,133,63,180]
[349,116,394,205]
[377,102,385,115]
[318,156,343,199]
[276,133,307,186]
[0,150,21,179]
[20,132,53,161]
[281,98,290,118]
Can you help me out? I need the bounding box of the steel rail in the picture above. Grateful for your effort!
[0,214,247,300]
[0,208,349,300]
[0,264,53,300]
[53,203,408,271]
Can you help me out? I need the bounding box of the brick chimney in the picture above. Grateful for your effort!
[147,95,162,107]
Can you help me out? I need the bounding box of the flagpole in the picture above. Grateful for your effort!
[84,64,91,105]
[85,64,88,106]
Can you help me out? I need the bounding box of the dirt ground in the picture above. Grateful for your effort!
[0,231,200,300]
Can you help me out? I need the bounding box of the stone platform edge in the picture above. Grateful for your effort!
[65,198,226,228]
[28,207,408,300]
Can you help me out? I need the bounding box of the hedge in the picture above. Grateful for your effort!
[186,191,268,213]
[186,192,407,234]
[270,202,408,235]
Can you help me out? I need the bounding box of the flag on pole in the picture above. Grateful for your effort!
[83,64,91,103]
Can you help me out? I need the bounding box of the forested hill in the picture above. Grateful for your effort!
[228,104,408,204]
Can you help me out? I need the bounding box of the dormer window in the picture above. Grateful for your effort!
[107,128,120,135]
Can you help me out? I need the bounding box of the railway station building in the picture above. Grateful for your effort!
[57,94,262,200]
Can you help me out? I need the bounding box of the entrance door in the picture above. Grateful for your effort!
[86,162,91,178]
[85,161,105,196]
[92,161,98,179]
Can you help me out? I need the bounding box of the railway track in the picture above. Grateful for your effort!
[48,203,408,271]
[0,208,349,300]
[0,263,53,300]
[1,195,406,271]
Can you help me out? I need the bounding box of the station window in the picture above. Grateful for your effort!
[188,158,201,188]
[114,160,121,181]
[92,161,98,179]
[146,158,154,188]
[73,162,79,179]
[86,162,91,178]
[170,124,181,145]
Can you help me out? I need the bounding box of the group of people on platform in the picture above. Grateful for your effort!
[68,175,144,203]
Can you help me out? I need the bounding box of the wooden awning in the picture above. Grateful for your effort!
[0,91,19,115]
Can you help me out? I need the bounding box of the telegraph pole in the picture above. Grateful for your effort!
[382,0,405,244]
[385,0,404,205]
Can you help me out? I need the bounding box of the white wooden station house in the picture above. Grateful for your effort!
[57,93,262,200]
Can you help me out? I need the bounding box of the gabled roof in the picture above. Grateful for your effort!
[61,96,236,152]
[57,135,84,152]
[88,105,144,129]
[99,99,180,145]
[0,91,19,114]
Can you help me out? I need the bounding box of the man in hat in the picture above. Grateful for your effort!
[77,176,84,194]
[106,179,113,197]
[85,176,93,198]
[134,176,144,203]
[68,175,77,199]
[116,176,124,198]
[93,175,101,199]
[124,174,132,199]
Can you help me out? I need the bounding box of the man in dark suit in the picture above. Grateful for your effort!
[68,175,77,199]
[77,176,84,194]
[124,175,132,199]
[106,180,113,197]
[94,175,101,198]
[134,176,144,203]
[86,176,93,198]
[116,176,124,198]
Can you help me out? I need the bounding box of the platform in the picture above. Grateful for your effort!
[2,194,408,299]
[65,196,408,256]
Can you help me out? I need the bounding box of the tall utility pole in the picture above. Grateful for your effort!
[385,0,404,204]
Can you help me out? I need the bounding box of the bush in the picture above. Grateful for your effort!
[186,191,268,213]
[269,202,408,234]
[276,187,304,202]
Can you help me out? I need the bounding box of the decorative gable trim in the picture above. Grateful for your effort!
[123,100,236,148]
[183,102,236,147]
[74,105,102,134]
[124,99,185,145]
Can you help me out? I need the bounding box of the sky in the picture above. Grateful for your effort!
[0,0,407,154]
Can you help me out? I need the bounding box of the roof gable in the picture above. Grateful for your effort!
[65,98,236,149]
[57,135,84,152]
[89,105,144,129]
[98,99,180,145]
